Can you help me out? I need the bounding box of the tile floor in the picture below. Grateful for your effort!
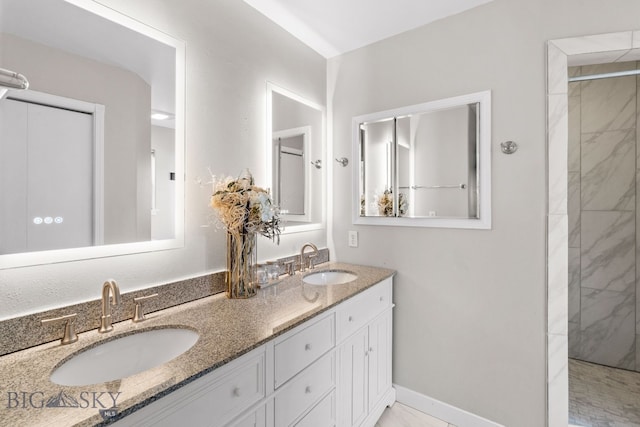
[569,358,640,426]
[375,402,456,427]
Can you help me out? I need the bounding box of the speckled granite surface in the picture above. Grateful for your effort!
[0,262,394,427]
[0,272,227,357]
[0,248,330,357]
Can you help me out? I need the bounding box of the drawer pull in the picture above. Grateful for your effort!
[305,343,312,351]
[348,316,353,322]
[369,347,374,353]
[379,296,384,302]
[305,386,312,394]
[232,387,241,397]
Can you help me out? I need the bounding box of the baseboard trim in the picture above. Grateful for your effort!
[394,384,504,427]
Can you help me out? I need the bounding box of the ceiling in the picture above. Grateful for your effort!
[243,0,494,58]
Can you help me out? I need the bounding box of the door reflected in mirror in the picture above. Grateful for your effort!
[353,91,491,229]
[273,126,310,217]
[267,83,324,230]
[0,0,185,267]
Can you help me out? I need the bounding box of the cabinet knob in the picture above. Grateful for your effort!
[232,387,241,397]
[305,386,312,394]
[348,316,353,322]
[369,347,374,353]
[305,343,312,351]
[379,296,384,302]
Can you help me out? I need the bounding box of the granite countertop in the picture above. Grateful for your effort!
[0,262,394,427]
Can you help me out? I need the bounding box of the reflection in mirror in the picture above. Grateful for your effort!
[267,83,324,230]
[273,126,310,217]
[0,0,185,268]
[353,91,491,229]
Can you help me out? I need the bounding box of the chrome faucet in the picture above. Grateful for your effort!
[299,243,319,273]
[99,280,121,333]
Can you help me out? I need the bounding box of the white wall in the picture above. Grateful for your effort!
[0,0,326,318]
[328,0,640,425]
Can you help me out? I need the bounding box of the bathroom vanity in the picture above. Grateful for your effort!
[0,263,394,427]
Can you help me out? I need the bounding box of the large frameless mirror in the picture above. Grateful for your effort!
[352,91,491,229]
[266,82,325,232]
[0,0,185,268]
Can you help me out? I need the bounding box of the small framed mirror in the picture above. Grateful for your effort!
[352,91,491,229]
[266,82,324,231]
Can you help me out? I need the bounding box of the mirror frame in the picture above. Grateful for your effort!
[266,82,326,233]
[0,0,185,269]
[352,90,491,229]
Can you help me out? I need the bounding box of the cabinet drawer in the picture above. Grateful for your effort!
[275,352,335,427]
[337,278,391,342]
[229,404,266,427]
[207,354,265,422]
[294,390,335,427]
[118,350,265,427]
[274,313,335,387]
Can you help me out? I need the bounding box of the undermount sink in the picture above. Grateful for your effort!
[50,327,199,386]
[302,270,357,286]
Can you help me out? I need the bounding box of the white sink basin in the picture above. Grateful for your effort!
[50,328,199,386]
[303,270,357,286]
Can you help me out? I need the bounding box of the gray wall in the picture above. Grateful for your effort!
[328,0,640,425]
[0,0,326,317]
[568,62,640,371]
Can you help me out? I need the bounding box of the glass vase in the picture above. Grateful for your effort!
[226,231,257,299]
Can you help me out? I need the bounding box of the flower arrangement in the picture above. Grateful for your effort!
[210,169,281,242]
[377,189,394,217]
[209,169,280,299]
[377,189,408,217]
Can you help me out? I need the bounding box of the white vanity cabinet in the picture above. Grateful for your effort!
[112,277,393,427]
[337,278,394,427]
[228,405,266,427]
[272,313,337,426]
[113,346,267,427]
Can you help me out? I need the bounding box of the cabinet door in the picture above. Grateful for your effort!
[367,310,392,411]
[338,327,368,427]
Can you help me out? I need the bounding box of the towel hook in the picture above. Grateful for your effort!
[500,140,518,154]
[335,157,349,167]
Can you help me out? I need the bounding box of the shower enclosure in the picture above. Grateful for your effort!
[568,61,640,371]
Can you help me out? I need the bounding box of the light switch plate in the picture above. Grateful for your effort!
[348,231,358,247]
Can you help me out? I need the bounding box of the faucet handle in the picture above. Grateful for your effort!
[283,260,296,276]
[307,253,318,270]
[132,293,158,323]
[41,313,78,345]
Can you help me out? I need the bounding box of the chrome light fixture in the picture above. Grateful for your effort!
[0,67,30,99]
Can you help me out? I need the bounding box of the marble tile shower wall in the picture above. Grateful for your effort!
[568,62,640,371]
